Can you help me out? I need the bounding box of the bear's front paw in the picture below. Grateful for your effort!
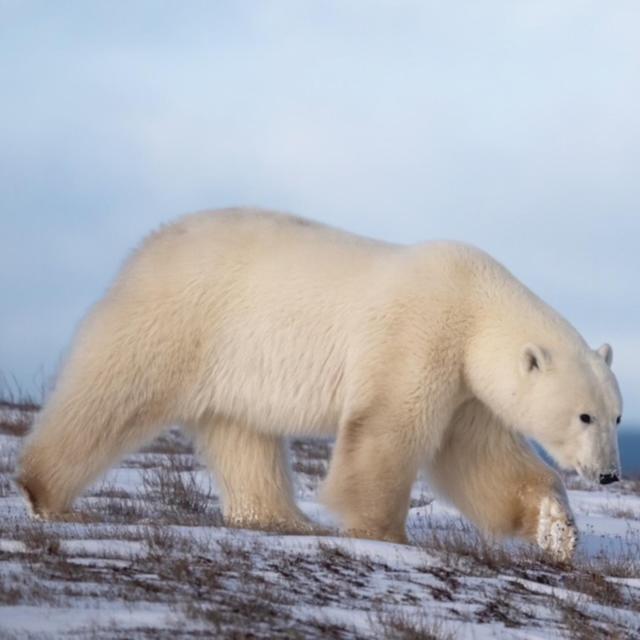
[536,496,577,562]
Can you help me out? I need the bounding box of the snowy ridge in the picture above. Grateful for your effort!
[0,407,639,639]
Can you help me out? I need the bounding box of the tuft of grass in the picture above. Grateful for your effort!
[140,428,194,455]
[183,578,352,640]
[317,541,378,578]
[0,450,15,497]
[140,454,222,525]
[0,476,11,498]
[414,517,523,575]
[575,528,640,580]
[0,449,16,474]
[183,597,287,639]
[22,522,62,555]
[290,438,331,462]
[598,504,640,520]
[85,494,147,524]
[0,372,43,411]
[623,477,640,495]
[0,571,57,607]
[553,593,629,640]
[562,570,625,609]
[0,404,37,437]
[291,458,327,478]
[372,607,456,640]
[0,373,43,436]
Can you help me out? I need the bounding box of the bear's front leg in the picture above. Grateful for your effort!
[427,398,578,562]
[321,412,420,543]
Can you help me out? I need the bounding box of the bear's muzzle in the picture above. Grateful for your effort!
[598,472,619,485]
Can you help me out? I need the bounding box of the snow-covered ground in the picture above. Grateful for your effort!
[0,404,639,639]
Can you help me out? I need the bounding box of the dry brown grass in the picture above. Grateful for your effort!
[562,570,625,609]
[1,388,638,639]
[140,455,223,526]
[372,607,456,640]
[552,593,630,640]
[576,546,640,581]
[598,504,640,520]
[623,478,640,495]
[290,438,331,462]
[0,450,15,498]
[0,571,57,607]
[414,516,545,576]
[0,475,11,498]
[413,511,640,628]
[0,404,37,437]
[139,429,194,456]
[84,493,147,524]
[0,375,41,436]
[21,521,62,555]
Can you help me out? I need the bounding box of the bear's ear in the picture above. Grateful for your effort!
[596,343,613,367]
[520,343,549,375]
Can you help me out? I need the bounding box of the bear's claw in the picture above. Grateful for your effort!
[536,495,577,562]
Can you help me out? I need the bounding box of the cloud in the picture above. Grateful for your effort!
[1,1,639,418]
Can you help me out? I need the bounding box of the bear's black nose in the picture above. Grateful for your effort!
[599,473,619,485]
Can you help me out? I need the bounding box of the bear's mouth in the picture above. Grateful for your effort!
[575,464,600,484]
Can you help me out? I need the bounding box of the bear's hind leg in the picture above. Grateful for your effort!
[194,418,311,533]
[18,383,168,518]
[427,399,577,561]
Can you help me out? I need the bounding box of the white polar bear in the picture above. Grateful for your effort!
[18,209,623,560]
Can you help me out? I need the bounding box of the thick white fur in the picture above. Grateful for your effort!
[17,209,622,558]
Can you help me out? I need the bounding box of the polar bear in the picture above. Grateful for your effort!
[18,209,622,560]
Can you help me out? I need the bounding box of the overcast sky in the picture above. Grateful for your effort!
[1,1,639,424]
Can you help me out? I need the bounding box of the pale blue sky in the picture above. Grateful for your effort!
[1,2,639,423]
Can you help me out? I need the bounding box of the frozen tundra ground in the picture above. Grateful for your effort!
[0,403,639,639]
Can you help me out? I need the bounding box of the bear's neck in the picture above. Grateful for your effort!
[462,261,586,419]
[466,250,585,347]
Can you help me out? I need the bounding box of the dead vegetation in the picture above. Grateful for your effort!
[412,514,541,576]
[576,541,640,580]
[372,608,456,640]
[139,429,194,456]
[0,376,41,437]
[552,593,630,640]
[0,402,36,437]
[0,399,639,638]
[598,503,640,520]
[140,455,223,526]
[406,507,640,637]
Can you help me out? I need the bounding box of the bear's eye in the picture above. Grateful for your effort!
[579,414,592,424]
[616,415,621,425]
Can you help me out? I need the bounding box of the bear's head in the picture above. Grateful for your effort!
[511,342,622,484]
[467,334,623,484]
